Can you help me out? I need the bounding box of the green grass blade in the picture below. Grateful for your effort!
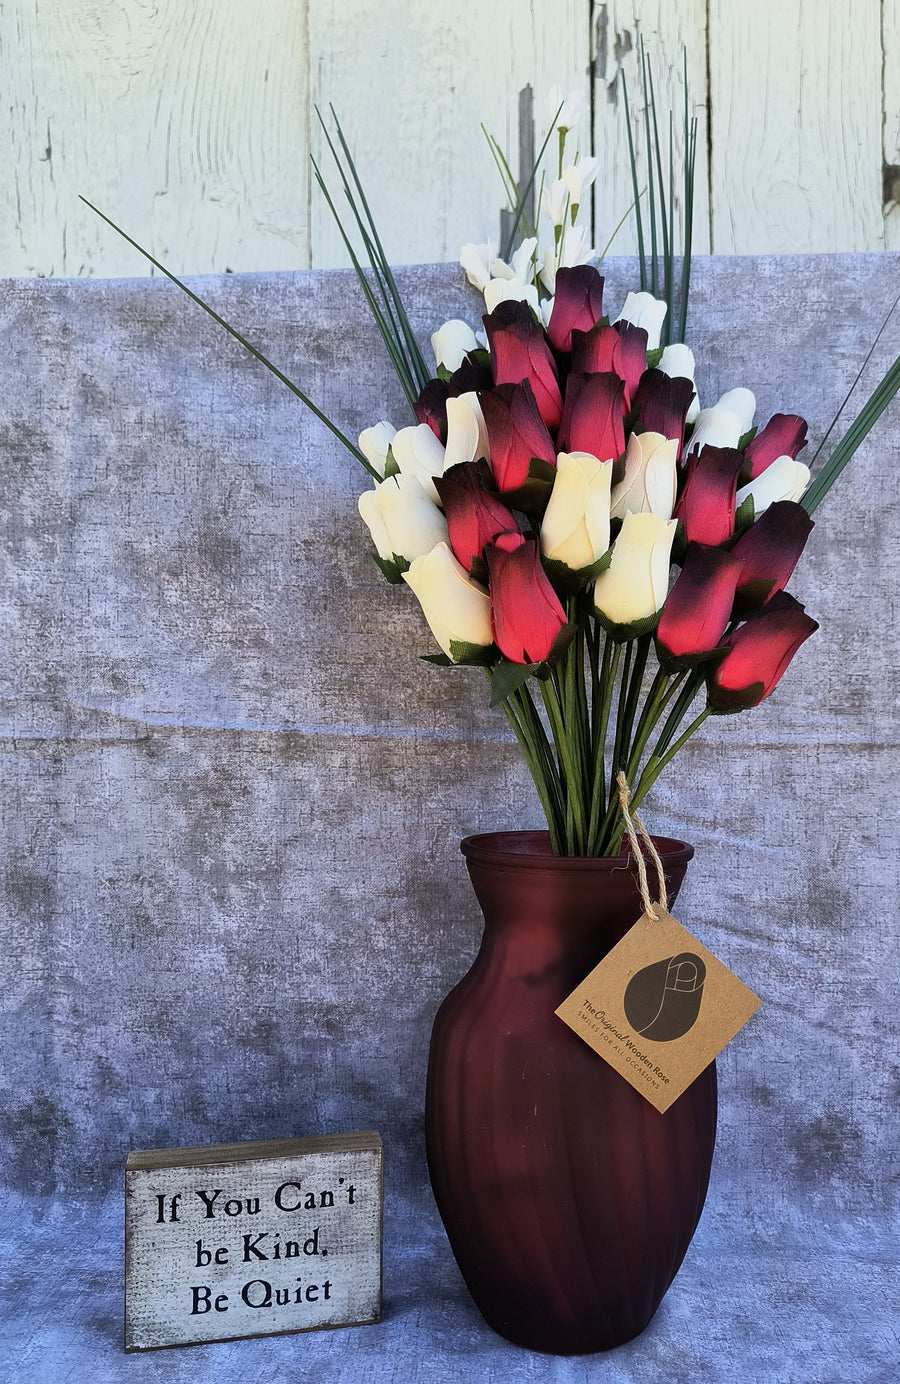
[482,123,520,209]
[501,101,563,261]
[317,105,423,388]
[679,114,697,343]
[327,106,430,390]
[640,43,659,296]
[808,283,900,472]
[79,195,376,475]
[311,157,418,408]
[621,69,647,290]
[802,347,900,513]
[599,191,645,261]
[314,111,409,366]
[664,112,675,346]
[647,56,671,277]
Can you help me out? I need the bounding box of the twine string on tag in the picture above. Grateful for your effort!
[616,771,668,920]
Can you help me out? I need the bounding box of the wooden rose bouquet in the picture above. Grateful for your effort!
[85,70,900,860]
[82,62,900,1357]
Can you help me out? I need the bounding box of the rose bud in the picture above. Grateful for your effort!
[479,381,557,507]
[485,532,571,665]
[612,320,650,408]
[358,473,449,565]
[683,406,742,461]
[558,371,625,461]
[434,462,519,578]
[390,423,447,503]
[715,388,756,434]
[735,455,811,515]
[358,421,397,478]
[483,299,563,430]
[483,277,541,316]
[570,321,619,375]
[742,413,808,481]
[632,369,695,455]
[614,291,667,350]
[729,500,814,610]
[658,343,700,422]
[656,544,743,669]
[450,353,494,395]
[673,445,745,546]
[540,451,613,575]
[431,319,480,374]
[706,591,818,713]
[593,512,677,635]
[610,431,679,521]
[414,380,454,442]
[443,392,491,470]
[546,265,605,353]
[403,542,494,661]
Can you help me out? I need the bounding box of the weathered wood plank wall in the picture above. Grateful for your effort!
[0,1,898,277]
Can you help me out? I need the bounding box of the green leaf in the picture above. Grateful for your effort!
[436,364,455,384]
[594,608,662,643]
[383,445,400,478]
[541,545,614,595]
[448,639,496,667]
[494,456,556,514]
[489,660,540,706]
[420,652,453,666]
[733,494,755,536]
[542,621,577,667]
[371,552,409,584]
[645,347,664,369]
[737,427,758,450]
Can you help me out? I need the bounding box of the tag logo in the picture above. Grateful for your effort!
[556,910,760,1112]
[623,952,706,1042]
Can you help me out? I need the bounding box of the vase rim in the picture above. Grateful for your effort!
[460,829,694,871]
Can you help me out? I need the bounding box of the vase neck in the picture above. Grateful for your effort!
[462,836,693,984]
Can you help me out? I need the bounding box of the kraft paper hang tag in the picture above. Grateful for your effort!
[556,907,760,1113]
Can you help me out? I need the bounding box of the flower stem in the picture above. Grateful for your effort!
[498,688,563,854]
[540,674,586,854]
[630,707,712,818]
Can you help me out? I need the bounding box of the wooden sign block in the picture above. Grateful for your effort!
[124,1131,382,1351]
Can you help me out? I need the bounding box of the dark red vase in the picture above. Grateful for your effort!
[425,831,717,1355]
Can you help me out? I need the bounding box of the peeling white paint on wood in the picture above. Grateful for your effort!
[708,0,885,254]
[882,0,900,249]
[307,0,587,269]
[0,1,897,278]
[589,0,711,266]
[0,1,312,279]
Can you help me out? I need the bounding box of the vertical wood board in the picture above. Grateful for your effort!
[307,0,588,269]
[589,0,711,272]
[0,1,312,278]
[0,2,898,274]
[883,0,900,250]
[708,0,884,254]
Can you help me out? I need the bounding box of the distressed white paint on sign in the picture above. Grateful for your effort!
[124,1133,383,1351]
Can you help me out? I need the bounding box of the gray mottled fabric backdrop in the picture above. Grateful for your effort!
[1,257,898,1382]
